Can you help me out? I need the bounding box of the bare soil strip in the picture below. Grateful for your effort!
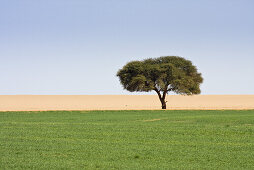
[143,119,162,122]
[0,95,253,111]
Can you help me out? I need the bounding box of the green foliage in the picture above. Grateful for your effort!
[117,56,203,95]
[1,110,254,169]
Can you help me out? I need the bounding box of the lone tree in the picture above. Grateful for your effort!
[117,56,203,109]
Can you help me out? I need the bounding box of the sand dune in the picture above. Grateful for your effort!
[0,95,253,111]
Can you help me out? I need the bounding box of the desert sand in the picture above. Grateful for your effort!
[0,95,253,111]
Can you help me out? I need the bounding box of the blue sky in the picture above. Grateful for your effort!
[0,0,253,95]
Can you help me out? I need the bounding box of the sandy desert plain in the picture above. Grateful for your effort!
[0,95,254,111]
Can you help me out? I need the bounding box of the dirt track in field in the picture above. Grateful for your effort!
[0,95,253,111]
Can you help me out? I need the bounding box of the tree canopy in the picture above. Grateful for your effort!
[117,56,203,109]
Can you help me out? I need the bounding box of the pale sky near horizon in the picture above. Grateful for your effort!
[0,0,253,95]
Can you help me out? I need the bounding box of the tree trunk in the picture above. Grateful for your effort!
[154,88,167,110]
[160,99,167,109]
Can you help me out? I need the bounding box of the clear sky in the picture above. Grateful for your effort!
[0,0,253,95]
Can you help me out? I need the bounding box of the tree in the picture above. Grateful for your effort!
[117,56,203,109]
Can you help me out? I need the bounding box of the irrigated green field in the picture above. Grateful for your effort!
[0,110,254,169]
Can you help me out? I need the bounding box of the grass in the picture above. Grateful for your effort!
[0,110,254,169]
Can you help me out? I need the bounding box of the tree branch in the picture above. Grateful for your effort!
[154,88,162,100]
[167,88,173,92]
[162,84,169,100]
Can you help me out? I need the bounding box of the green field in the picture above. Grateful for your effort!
[0,110,254,169]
